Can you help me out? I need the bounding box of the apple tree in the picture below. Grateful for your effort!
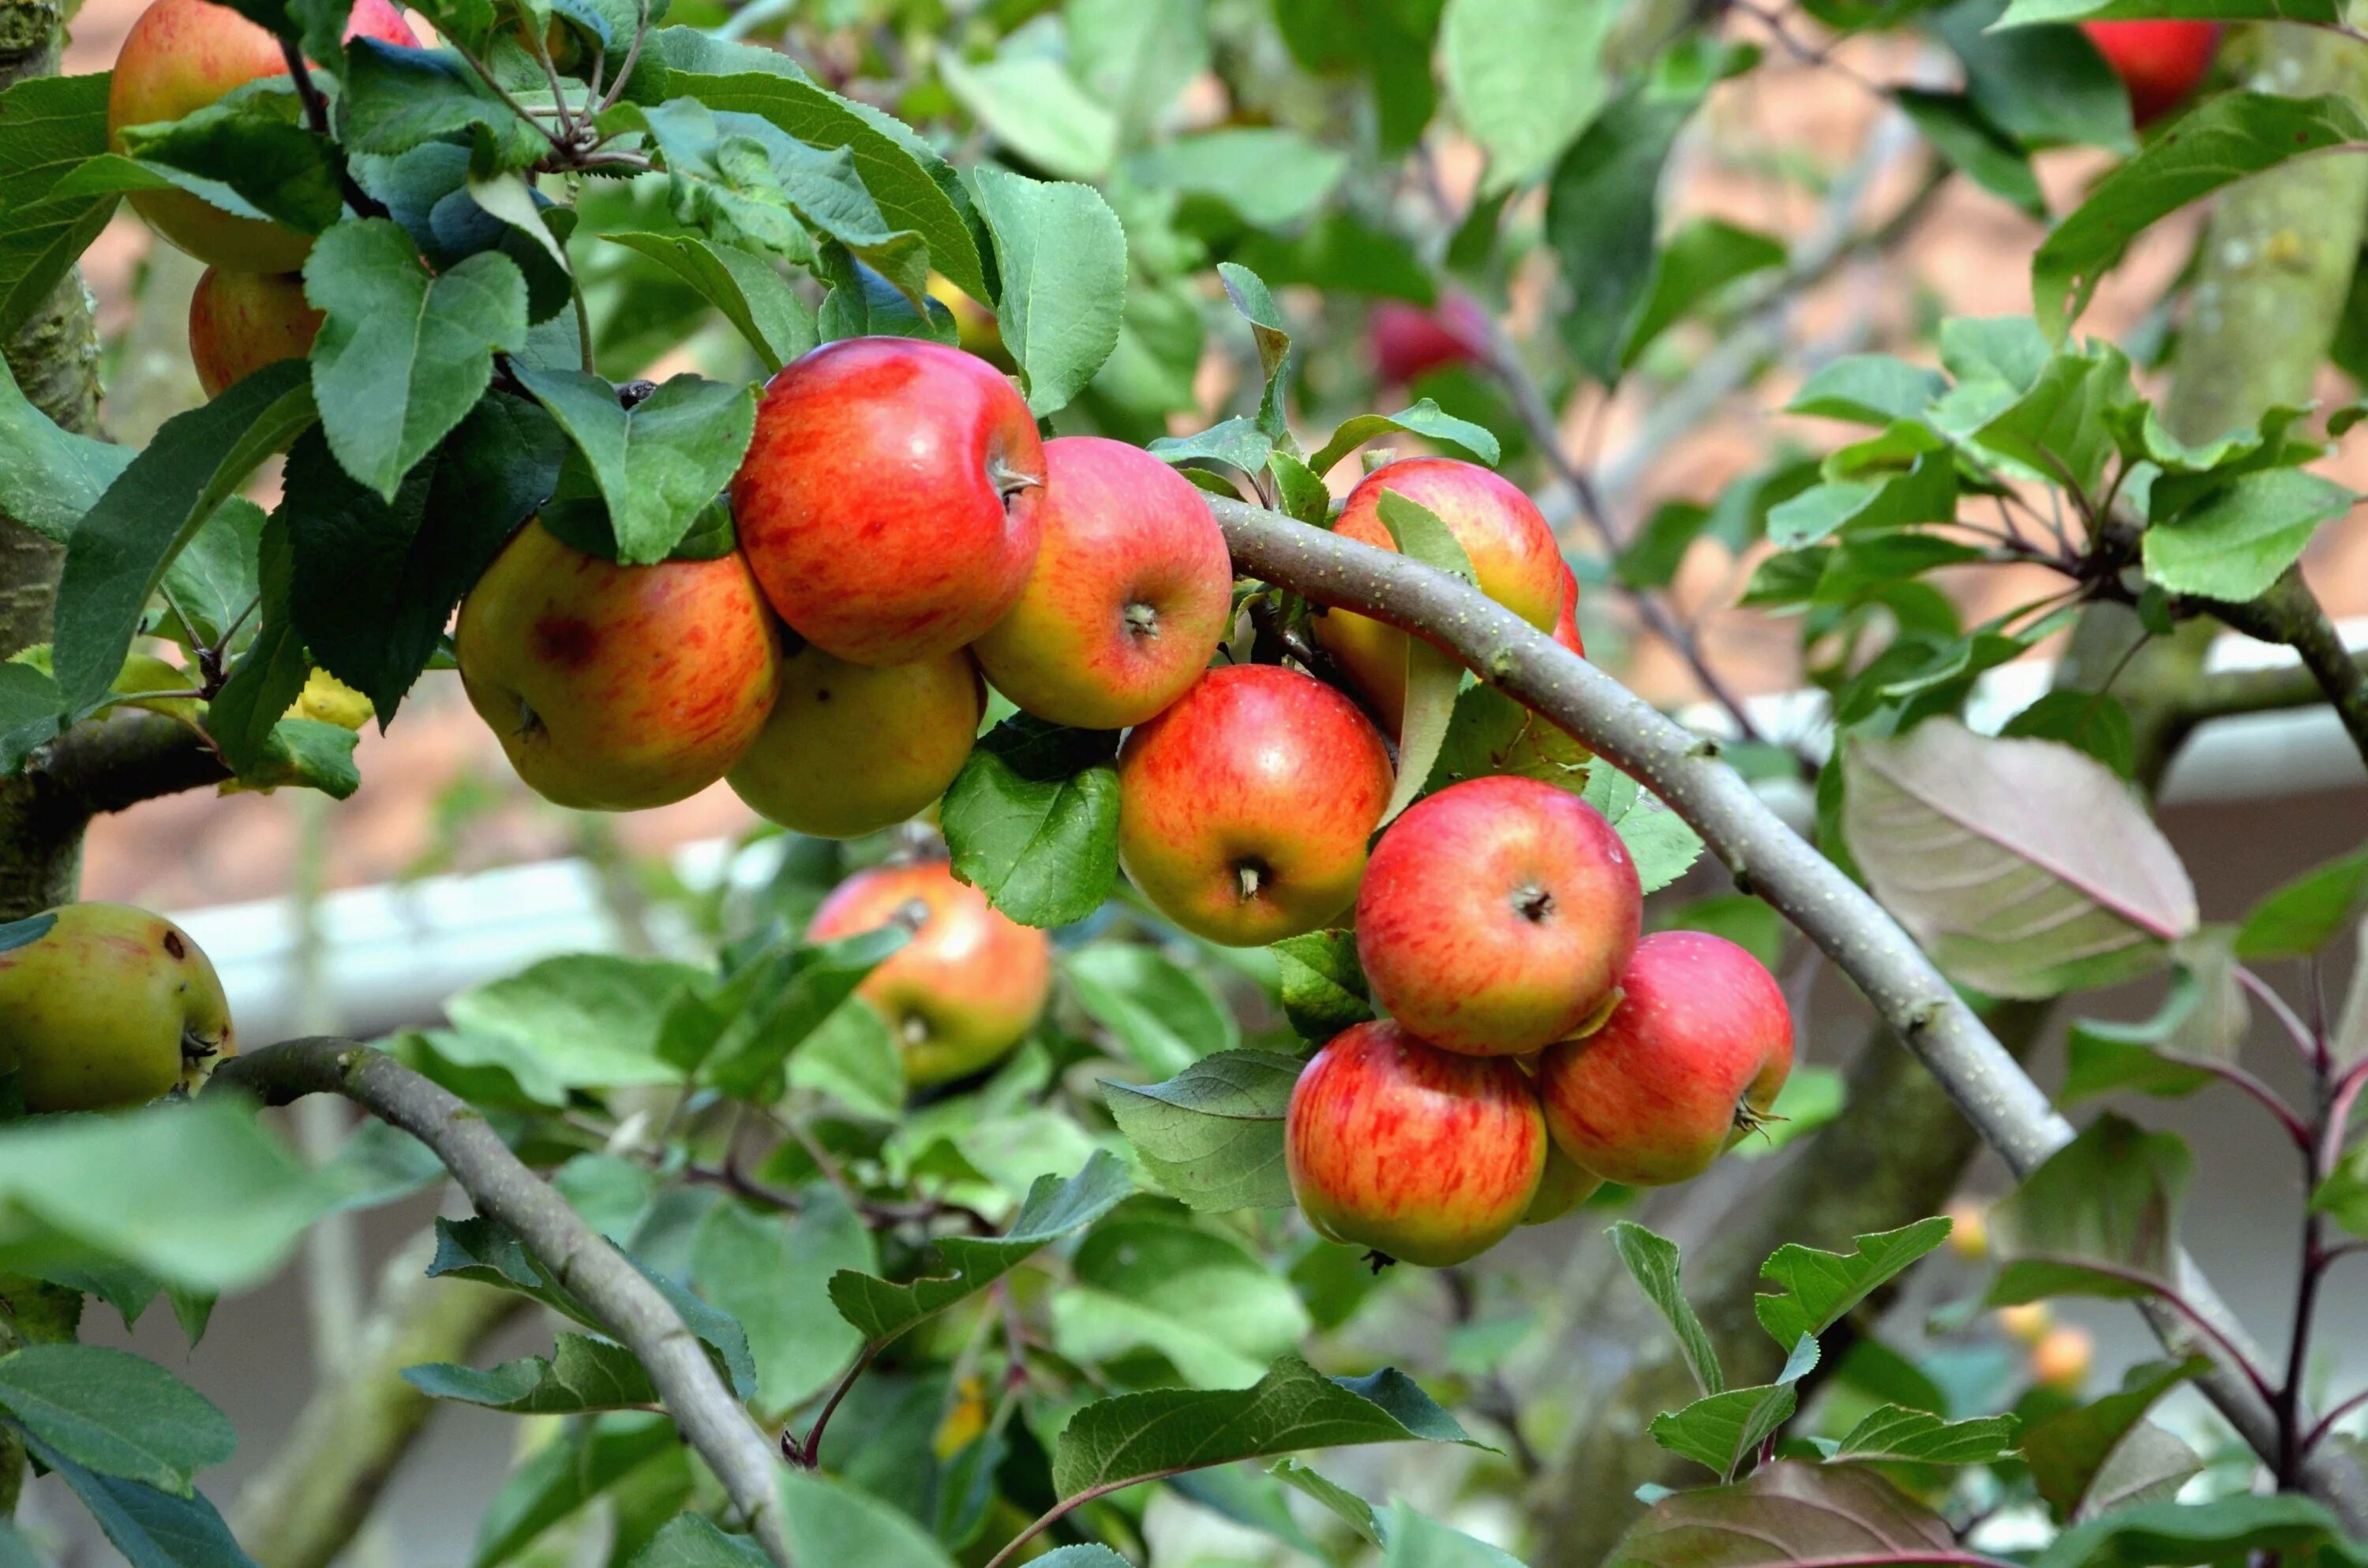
[1,0,2366,1565]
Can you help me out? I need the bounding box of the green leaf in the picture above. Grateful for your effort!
[1961,339,2136,500]
[0,1098,332,1292]
[1218,263,1296,450]
[1441,0,1619,190]
[0,73,118,339]
[1928,0,2133,152]
[2142,468,2353,603]
[1609,1462,1958,1568]
[968,167,1126,417]
[2000,689,2136,778]
[1148,417,1272,479]
[939,54,1116,181]
[1065,945,1238,1077]
[0,1345,232,1495]
[1896,90,2045,219]
[1648,1336,1819,1480]
[441,953,707,1100]
[1423,683,1593,800]
[25,1436,253,1568]
[2033,1495,2368,1568]
[600,232,815,374]
[204,510,308,778]
[2033,92,2368,339]
[1989,1113,2189,1304]
[1788,355,1948,426]
[827,1152,1130,1345]
[1753,1218,1953,1349]
[1100,1049,1302,1212]
[1309,400,1502,477]
[1996,0,2338,23]
[403,1332,661,1415]
[940,716,1121,929]
[508,365,755,564]
[1582,766,1703,894]
[114,84,342,235]
[1383,1502,1524,1566]
[1123,129,1348,227]
[1546,88,1699,380]
[0,351,129,544]
[1070,0,1209,143]
[777,1470,955,1568]
[341,41,549,167]
[1621,219,1788,369]
[245,717,362,798]
[2059,1024,2218,1109]
[474,1413,677,1568]
[1051,1216,1312,1388]
[695,930,909,1100]
[690,1189,875,1414]
[1834,1405,2020,1465]
[2312,1141,2368,1241]
[1051,1354,1481,1501]
[1374,488,1477,819]
[627,1514,767,1568]
[51,358,313,713]
[2022,1357,2209,1519]
[1270,930,1372,1040]
[1842,719,2198,997]
[1609,1222,1725,1397]
[1268,1458,1386,1548]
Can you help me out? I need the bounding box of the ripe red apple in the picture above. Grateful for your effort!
[807,861,1051,1087]
[730,339,1044,666]
[971,436,1233,731]
[1115,664,1393,946]
[2081,20,2219,126]
[1312,458,1563,735]
[1535,930,1793,1187]
[109,0,417,271]
[1286,1020,1546,1267]
[1550,561,1585,659]
[455,520,781,811]
[188,267,323,398]
[1356,775,1641,1057]
[729,642,983,839]
[1369,295,1493,386]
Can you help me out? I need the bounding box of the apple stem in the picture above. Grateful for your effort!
[987,455,1042,507]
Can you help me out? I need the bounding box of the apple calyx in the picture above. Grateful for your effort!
[1732,1098,1785,1143]
[1234,857,1269,902]
[1122,601,1161,639]
[1510,883,1556,923]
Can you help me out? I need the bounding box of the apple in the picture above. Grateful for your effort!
[0,904,234,1112]
[806,861,1051,1087]
[1115,664,1394,945]
[188,267,324,399]
[1945,1198,1991,1260]
[1521,1143,1605,1227]
[1356,775,1641,1057]
[109,0,417,271]
[2031,1325,2094,1391]
[1369,295,1493,386]
[1551,560,1586,658]
[927,272,1010,369]
[1534,930,1793,1187]
[729,642,983,839]
[971,436,1233,731]
[2081,20,2219,126]
[730,338,1044,666]
[1285,1020,1546,1267]
[1311,458,1564,735]
[1998,1302,2053,1347]
[455,519,780,811]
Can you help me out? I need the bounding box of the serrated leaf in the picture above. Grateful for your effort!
[940,717,1120,929]
[1148,417,1273,479]
[827,1153,1130,1345]
[0,1345,232,1495]
[1219,263,1295,451]
[1065,945,1237,1077]
[24,1436,253,1568]
[2143,469,2352,603]
[0,73,118,339]
[474,1412,676,1568]
[1607,1461,1956,1568]
[1101,1050,1302,1213]
[1754,1218,1953,1349]
[1270,931,1372,1040]
[1648,1337,1819,1481]
[1051,1216,1311,1389]
[626,1514,767,1568]
[939,54,1117,181]
[1834,1405,2019,1465]
[1269,1458,1385,1547]
[403,1332,660,1414]
[1843,719,2197,997]
[689,1188,875,1415]
[1309,399,1502,477]
[1441,0,1619,190]
[2033,1494,2368,1568]
[600,232,814,374]
[1582,766,1702,893]
[508,364,755,563]
[969,167,1126,417]
[1609,1222,1725,1397]
[2235,844,2368,960]
[1988,1113,2188,1304]
[1788,355,1948,425]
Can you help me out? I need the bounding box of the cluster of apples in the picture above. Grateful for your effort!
[1287,776,1794,1268]
[107,0,416,392]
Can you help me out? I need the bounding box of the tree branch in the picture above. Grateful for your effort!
[1205,492,2368,1529]
[2197,566,2368,772]
[210,1039,793,1567]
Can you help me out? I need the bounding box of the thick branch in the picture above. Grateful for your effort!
[210,1040,792,1567]
[2199,567,2368,772]
[1207,493,2368,1529]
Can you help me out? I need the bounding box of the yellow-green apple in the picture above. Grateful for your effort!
[455,520,780,811]
[1115,664,1392,945]
[729,642,983,838]
[188,267,324,398]
[972,436,1233,730]
[0,904,235,1112]
[1285,1020,1545,1267]
[1355,774,1640,1056]
[2082,21,2217,125]
[730,338,1044,665]
[927,272,1011,369]
[2031,1325,2094,1391]
[1520,1143,1605,1226]
[1535,930,1793,1186]
[1311,458,1562,735]
[806,861,1051,1086]
[108,0,418,271]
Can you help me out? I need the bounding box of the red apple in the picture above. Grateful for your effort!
[2081,20,2219,126]
[730,338,1044,666]
[971,436,1233,730]
[188,267,323,398]
[1311,458,1563,735]
[455,520,781,811]
[1369,295,1493,386]
[807,861,1052,1087]
[1356,775,1641,1057]
[1115,664,1393,946]
[109,0,417,271]
[1551,560,1586,659]
[728,642,984,839]
[1535,930,1793,1187]
[1286,1020,1546,1267]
